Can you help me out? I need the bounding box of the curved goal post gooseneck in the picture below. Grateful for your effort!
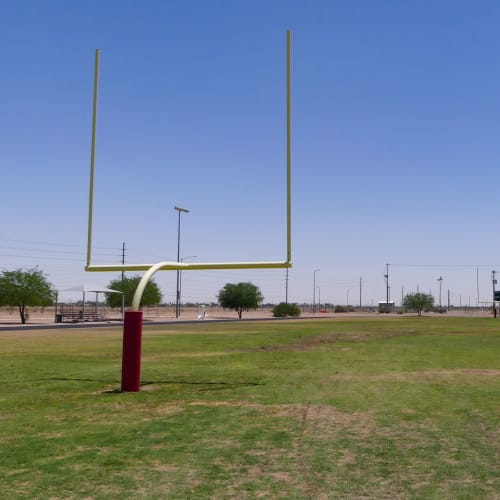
[86,31,293,391]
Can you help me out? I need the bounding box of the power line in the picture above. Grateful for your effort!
[0,237,118,251]
[0,246,84,255]
[391,263,500,268]
[0,253,84,262]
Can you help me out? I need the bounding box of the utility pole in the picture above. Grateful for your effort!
[359,276,362,309]
[476,267,480,305]
[120,242,126,319]
[121,242,126,281]
[312,269,319,313]
[285,268,289,304]
[384,263,389,307]
[492,270,497,318]
[447,289,450,308]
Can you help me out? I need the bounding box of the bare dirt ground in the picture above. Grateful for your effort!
[0,305,493,327]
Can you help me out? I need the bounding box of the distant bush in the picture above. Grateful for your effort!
[272,302,301,317]
[334,305,355,313]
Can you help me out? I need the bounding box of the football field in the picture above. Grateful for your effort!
[1,317,498,498]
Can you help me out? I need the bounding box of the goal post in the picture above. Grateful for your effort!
[85,31,292,275]
[85,31,293,392]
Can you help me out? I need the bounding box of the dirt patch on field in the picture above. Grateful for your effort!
[327,369,500,382]
[253,330,421,352]
[151,462,178,472]
[187,400,375,437]
[142,351,230,361]
[269,403,375,436]
[190,401,375,498]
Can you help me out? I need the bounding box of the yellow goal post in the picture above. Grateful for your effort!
[85,31,293,309]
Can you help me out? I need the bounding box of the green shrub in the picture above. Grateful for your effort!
[334,305,355,313]
[272,302,301,317]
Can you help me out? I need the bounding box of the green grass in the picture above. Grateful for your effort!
[0,317,498,498]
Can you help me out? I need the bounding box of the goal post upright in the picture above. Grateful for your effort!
[87,48,99,270]
[286,29,292,264]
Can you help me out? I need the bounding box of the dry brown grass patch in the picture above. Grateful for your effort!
[187,400,376,438]
[254,329,422,353]
[327,369,500,383]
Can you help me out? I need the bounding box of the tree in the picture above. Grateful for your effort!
[0,267,55,324]
[403,292,434,316]
[272,302,301,317]
[217,282,263,319]
[105,275,162,308]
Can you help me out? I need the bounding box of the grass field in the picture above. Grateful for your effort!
[1,317,498,499]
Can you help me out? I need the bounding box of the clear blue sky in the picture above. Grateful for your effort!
[2,0,500,306]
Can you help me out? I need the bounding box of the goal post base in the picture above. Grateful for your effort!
[121,310,143,392]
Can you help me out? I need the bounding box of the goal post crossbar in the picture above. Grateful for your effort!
[86,261,292,273]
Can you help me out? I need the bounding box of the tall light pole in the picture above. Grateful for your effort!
[174,206,190,318]
[313,269,320,313]
[179,255,197,316]
[437,276,443,308]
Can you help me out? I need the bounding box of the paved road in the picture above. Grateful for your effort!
[0,315,302,332]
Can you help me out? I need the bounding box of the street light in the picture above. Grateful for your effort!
[179,255,197,315]
[313,269,320,313]
[174,206,190,318]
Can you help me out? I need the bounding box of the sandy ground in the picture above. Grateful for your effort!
[0,305,275,326]
[0,305,494,327]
